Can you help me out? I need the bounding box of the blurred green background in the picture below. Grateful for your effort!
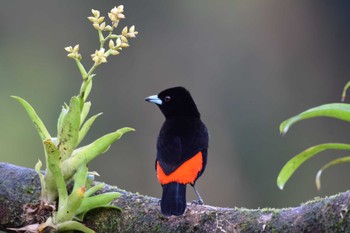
[1,1,350,209]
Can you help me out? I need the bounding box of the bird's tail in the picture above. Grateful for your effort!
[161,182,186,216]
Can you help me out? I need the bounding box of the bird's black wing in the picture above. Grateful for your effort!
[156,119,208,175]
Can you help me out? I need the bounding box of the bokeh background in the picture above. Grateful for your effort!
[1,1,350,209]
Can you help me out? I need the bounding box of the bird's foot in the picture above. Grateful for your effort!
[191,199,204,205]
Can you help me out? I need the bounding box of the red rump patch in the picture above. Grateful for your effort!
[156,151,203,185]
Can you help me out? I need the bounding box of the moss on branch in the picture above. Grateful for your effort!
[1,162,350,232]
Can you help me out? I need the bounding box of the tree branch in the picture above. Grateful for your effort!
[0,162,350,232]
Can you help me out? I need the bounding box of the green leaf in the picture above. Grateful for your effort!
[84,78,93,102]
[79,76,93,102]
[56,186,85,223]
[57,106,68,138]
[35,160,46,200]
[342,81,350,102]
[80,101,91,127]
[280,103,350,135]
[57,220,95,233]
[76,205,121,221]
[277,143,350,190]
[11,96,51,140]
[76,113,103,147]
[315,156,350,190]
[76,59,88,80]
[58,96,81,161]
[72,164,88,194]
[62,127,135,180]
[85,182,105,197]
[44,139,67,206]
[76,192,121,215]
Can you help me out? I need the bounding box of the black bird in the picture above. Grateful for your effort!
[145,86,209,216]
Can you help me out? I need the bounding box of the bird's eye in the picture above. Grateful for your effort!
[164,96,171,102]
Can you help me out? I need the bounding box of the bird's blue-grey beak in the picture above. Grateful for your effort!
[145,95,162,105]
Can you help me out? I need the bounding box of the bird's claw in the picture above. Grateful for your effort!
[191,199,204,205]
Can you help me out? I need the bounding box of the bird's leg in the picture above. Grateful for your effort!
[191,184,204,205]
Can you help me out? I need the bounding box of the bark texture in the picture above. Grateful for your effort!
[1,162,350,232]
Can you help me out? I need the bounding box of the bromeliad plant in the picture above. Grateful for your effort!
[277,81,350,191]
[9,5,138,233]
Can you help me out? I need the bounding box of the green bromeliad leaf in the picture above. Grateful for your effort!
[35,160,46,200]
[76,204,121,222]
[58,96,81,161]
[80,102,91,127]
[76,113,103,147]
[57,220,95,233]
[61,127,135,180]
[280,103,350,135]
[76,192,121,215]
[12,96,51,141]
[85,183,105,197]
[341,81,350,102]
[44,139,67,205]
[315,156,350,190]
[72,164,88,193]
[277,143,350,190]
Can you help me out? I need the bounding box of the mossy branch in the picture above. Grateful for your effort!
[1,162,350,233]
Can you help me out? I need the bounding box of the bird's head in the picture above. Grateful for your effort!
[145,86,200,119]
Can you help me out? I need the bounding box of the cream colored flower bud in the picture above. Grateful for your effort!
[64,46,73,52]
[110,6,118,15]
[121,42,129,48]
[99,22,106,30]
[121,36,128,43]
[117,5,124,12]
[91,48,107,65]
[127,33,135,38]
[112,21,119,28]
[109,5,125,25]
[110,50,120,55]
[122,26,128,36]
[109,39,115,49]
[92,9,100,18]
[73,44,80,53]
[92,56,99,64]
[88,16,96,23]
[126,25,138,38]
[108,12,115,21]
[116,38,122,48]
[105,25,113,31]
[67,53,75,58]
[100,57,107,63]
[93,23,100,30]
[97,17,105,24]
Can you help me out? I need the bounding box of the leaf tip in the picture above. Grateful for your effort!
[279,126,289,136]
[278,184,284,190]
[341,95,346,102]
[35,159,42,171]
[315,170,322,191]
[10,95,20,100]
[277,178,285,190]
[120,127,135,133]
